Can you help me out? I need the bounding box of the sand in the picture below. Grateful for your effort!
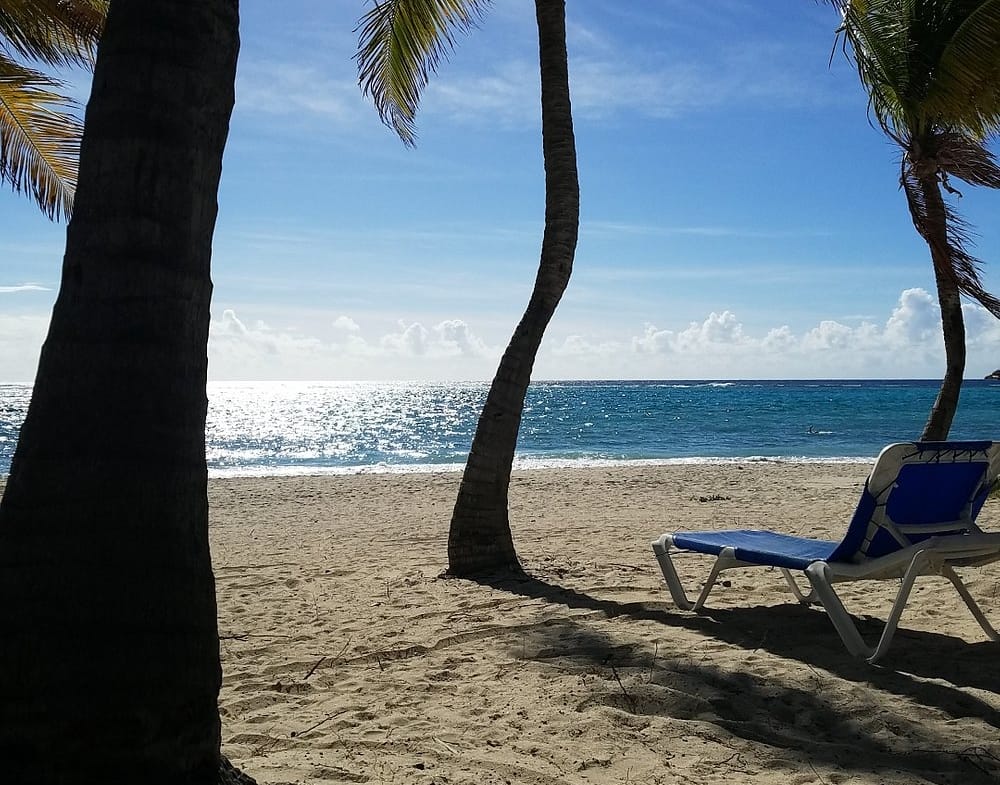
[210,463,1000,785]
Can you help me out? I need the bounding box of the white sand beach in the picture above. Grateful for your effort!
[211,463,1000,785]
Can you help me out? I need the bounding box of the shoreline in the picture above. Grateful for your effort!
[204,453,877,479]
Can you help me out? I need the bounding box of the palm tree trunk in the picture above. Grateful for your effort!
[910,170,966,441]
[447,0,579,577]
[0,1,241,782]
[923,262,966,440]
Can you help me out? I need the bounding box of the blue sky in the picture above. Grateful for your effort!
[2,0,1000,381]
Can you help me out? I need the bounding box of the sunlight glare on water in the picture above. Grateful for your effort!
[204,381,487,475]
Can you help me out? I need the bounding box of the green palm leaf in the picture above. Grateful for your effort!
[0,0,106,67]
[842,0,1000,137]
[356,0,490,145]
[924,0,1000,136]
[0,55,81,220]
[839,0,914,137]
[0,0,106,219]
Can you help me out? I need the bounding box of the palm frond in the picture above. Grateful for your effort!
[838,0,914,137]
[936,130,1000,187]
[901,145,1000,317]
[840,0,1000,138]
[355,0,490,145]
[924,0,1000,136]
[0,0,107,67]
[0,55,80,220]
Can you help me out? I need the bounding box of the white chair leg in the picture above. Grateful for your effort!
[807,553,930,663]
[866,552,928,663]
[781,568,819,604]
[651,535,733,612]
[941,565,1000,641]
[805,561,871,659]
[693,548,735,611]
[651,534,696,611]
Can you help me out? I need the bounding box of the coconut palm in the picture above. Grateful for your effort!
[0,0,250,782]
[836,0,1000,438]
[357,0,579,576]
[0,0,107,219]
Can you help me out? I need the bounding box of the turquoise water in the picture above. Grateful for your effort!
[1,380,999,477]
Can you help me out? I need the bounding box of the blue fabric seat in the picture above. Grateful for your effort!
[671,530,839,571]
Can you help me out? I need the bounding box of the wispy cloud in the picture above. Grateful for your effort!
[0,284,50,294]
[233,14,843,134]
[235,61,366,126]
[583,221,833,240]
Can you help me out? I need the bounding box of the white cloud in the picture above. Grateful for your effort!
[379,319,491,359]
[415,30,847,132]
[0,283,50,294]
[537,288,1000,379]
[424,60,539,127]
[678,310,746,349]
[632,325,674,355]
[965,303,1000,347]
[884,287,939,346]
[381,321,429,356]
[434,319,491,357]
[0,314,48,381]
[802,320,858,351]
[235,61,364,126]
[208,310,495,379]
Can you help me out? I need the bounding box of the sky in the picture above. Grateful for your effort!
[2,0,1000,382]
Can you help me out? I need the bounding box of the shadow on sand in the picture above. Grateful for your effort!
[475,572,1000,785]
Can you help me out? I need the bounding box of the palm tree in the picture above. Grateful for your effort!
[836,0,1000,439]
[357,0,579,576]
[0,0,107,219]
[0,1,251,782]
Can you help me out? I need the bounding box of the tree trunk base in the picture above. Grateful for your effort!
[220,756,258,785]
[442,562,528,581]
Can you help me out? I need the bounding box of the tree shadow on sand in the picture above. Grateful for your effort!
[475,573,1000,785]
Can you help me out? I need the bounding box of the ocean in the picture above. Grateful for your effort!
[1,380,998,477]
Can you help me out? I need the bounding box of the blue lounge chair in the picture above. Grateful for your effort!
[651,441,1000,663]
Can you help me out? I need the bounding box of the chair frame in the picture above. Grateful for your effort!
[651,442,1000,663]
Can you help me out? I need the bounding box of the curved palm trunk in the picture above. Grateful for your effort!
[0,1,241,782]
[908,168,966,440]
[924,263,966,440]
[447,0,579,577]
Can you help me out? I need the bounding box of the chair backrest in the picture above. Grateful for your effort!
[828,441,1000,563]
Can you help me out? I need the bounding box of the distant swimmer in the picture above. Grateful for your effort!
[807,425,819,435]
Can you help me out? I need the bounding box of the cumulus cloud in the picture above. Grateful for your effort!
[381,321,429,356]
[884,288,939,346]
[0,314,49,381]
[207,310,495,379]
[631,311,747,355]
[965,303,1000,347]
[146,289,1000,380]
[434,319,490,357]
[632,324,674,355]
[379,319,490,358]
[537,288,1000,380]
[801,320,856,351]
[208,309,326,378]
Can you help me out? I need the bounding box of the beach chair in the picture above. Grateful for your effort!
[651,441,1000,663]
